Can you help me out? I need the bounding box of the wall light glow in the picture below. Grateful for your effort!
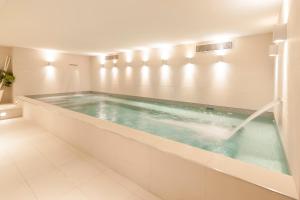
[44,65,56,80]
[185,43,196,59]
[183,63,195,86]
[160,46,172,61]
[186,51,195,59]
[43,50,58,62]
[0,112,7,117]
[160,64,170,85]
[73,68,80,89]
[126,66,132,80]
[125,51,133,63]
[142,49,150,62]
[100,67,106,76]
[99,67,106,86]
[112,66,118,78]
[98,54,106,65]
[212,61,229,88]
[113,59,118,64]
[141,65,150,85]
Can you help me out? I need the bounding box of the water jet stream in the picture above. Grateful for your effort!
[229,99,281,138]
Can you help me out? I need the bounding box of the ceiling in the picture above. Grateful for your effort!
[0,0,281,54]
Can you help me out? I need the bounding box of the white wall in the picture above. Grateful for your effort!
[12,47,91,98]
[275,0,300,197]
[91,33,274,110]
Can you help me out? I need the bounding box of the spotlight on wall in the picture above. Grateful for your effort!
[125,51,133,63]
[142,49,150,64]
[45,64,55,80]
[185,51,195,59]
[106,54,119,64]
[0,112,7,117]
[98,54,106,66]
[100,67,106,74]
[269,44,279,57]
[196,41,233,55]
[43,50,58,63]
[185,49,195,62]
[162,59,168,65]
[273,24,287,44]
[160,46,172,63]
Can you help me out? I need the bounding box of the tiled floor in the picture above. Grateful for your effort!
[0,118,162,200]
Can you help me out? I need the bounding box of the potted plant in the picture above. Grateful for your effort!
[0,56,15,103]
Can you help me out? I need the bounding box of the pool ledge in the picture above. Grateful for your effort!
[18,96,298,200]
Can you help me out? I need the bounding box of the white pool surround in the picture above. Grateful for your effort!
[0,104,22,120]
[18,96,298,200]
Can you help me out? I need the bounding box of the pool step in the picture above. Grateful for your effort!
[0,104,22,120]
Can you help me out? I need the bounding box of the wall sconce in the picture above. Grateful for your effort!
[160,46,172,64]
[0,112,7,118]
[99,54,106,66]
[273,24,287,43]
[185,50,195,64]
[186,56,194,64]
[269,44,279,57]
[162,59,168,65]
[43,49,58,64]
[106,54,119,66]
[141,49,150,66]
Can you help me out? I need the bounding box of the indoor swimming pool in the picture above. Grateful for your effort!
[33,92,289,174]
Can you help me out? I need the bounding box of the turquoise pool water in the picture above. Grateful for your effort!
[34,93,289,174]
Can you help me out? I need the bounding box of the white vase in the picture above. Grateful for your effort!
[0,90,3,103]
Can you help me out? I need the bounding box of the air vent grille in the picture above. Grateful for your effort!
[196,41,233,53]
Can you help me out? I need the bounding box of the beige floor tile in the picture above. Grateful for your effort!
[12,147,55,180]
[79,173,133,200]
[0,163,24,188]
[0,118,162,200]
[26,169,76,200]
[0,181,36,200]
[84,156,111,172]
[105,169,160,200]
[35,141,83,167]
[59,158,102,186]
[56,188,88,200]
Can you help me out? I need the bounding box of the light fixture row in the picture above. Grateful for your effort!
[99,41,233,67]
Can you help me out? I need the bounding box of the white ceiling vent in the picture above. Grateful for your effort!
[196,41,233,53]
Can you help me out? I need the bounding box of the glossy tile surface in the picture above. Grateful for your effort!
[0,118,161,200]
